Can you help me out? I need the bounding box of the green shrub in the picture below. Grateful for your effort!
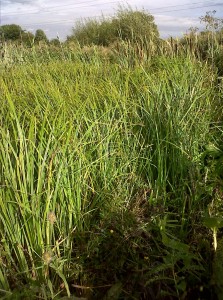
[70,6,159,47]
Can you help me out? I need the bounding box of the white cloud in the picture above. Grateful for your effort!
[155,14,201,37]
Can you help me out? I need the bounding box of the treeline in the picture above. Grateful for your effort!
[0,7,223,73]
[0,24,60,46]
[1,8,222,48]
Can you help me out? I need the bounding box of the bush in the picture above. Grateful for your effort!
[70,6,159,46]
[0,24,23,41]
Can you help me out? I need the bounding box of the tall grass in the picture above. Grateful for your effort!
[0,46,221,298]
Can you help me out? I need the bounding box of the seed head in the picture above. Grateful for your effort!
[42,251,53,265]
[48,211,56,225]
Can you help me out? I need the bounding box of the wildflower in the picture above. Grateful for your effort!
[110,229,114,234]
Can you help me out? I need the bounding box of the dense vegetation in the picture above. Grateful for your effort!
[0,7,223,300]
[0,24,49,46]
[68,6,159,46]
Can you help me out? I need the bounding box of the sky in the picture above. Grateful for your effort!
[1,0,223,40]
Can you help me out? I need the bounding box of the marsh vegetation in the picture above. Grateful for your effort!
[0,7,223,300]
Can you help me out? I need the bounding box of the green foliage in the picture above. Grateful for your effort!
[70,6,159,46]
[179,12,223,72]
[0,51,220,298]
[21,31,35,46]
[71,18,112,46]
[0,24,49,45]
[0,31,223,299]
[50,38,61,47]
[34,29,49,43]
[0,24,23,41]
[112,6,159,43]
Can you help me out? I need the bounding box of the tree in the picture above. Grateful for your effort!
[112,6,159,44]
[69,6,159,46]
[34,29,48,43]
[0,24,23,41]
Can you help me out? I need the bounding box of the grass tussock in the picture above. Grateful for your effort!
[0,42,223,299]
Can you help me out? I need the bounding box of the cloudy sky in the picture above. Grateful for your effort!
[1,0,223,40]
